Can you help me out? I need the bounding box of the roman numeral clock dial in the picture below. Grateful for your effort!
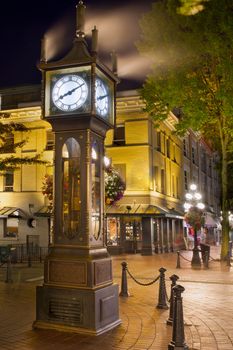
[95,78,109,117]
[52,74,88,112]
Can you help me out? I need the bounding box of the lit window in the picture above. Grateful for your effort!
[113,125,125,146]
[46,130,55,150]
[4,172,14,192]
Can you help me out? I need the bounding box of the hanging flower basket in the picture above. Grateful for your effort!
[105,167,126,205]
[184,207,204,230]
[41,174,53,206]
[41,167,126,207]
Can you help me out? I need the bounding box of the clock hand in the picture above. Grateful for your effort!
[58,83,85,100]
[97,94,108,101]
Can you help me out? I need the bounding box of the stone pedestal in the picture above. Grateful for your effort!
[33,248,121,335]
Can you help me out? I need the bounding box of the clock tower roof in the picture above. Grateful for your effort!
[38,0,119,84]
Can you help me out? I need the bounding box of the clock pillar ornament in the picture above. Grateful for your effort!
[33,1,121,335]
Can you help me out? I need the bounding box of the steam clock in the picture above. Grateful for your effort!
[33,1,121,335]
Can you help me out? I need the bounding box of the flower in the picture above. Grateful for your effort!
[41,175,53,203]
[105,167,126,205]
[184,206,204,230]
[41,167,126,207]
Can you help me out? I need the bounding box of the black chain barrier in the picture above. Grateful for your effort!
[119,262,189,348]
[179,252,192,263]
[119,262,169,309]
[126,267,160,286]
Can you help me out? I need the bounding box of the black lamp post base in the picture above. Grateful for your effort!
[191,247,201,268]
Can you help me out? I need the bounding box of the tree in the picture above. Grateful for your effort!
[177,0,209,15]
[0,113,45,173]
[137,0,233,259]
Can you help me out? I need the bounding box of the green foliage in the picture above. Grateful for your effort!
[0,116,45,173]
[184,207,205,230]
[105,167,126,205]
[41,168,126,207]
[138,0,233,258]
[177,0,209,16]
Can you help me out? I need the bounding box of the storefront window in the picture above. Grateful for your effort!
[125,219,142,241]
[62,138,81,240]
[4,218,19,238]
[106,217,120,246]
[91,143,101,240]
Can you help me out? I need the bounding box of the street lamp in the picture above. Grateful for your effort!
[184,183,205,267]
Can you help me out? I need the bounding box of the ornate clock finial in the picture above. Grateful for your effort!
[91,26,98,55]
[76,1,86,38]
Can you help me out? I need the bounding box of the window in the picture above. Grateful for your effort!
[2,133,14,153]
[46,130,55,150]
[156,131,161,151]
[172,175,175,197]
[201,149,207,173]
[191,146,196,164]
[184,170,188,190]
[161,169,165,194]
[173,143,177,162]
[4,172,14,192]
[208,158,212,177]
[125,219,142,241]
[183,138,188,157]
[166,139,170,158]
[176,176,179,199]
[4,218,19,238]
[113,125,125,146]
[154,166,159,191]
[106,217,120,246]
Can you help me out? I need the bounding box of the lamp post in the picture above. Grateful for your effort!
[184,184,205,267]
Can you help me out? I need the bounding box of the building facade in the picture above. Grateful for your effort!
[0,86,221,253]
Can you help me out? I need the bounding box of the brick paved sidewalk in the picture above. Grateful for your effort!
[0,247,233,350]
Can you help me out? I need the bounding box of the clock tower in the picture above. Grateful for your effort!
[33,1,121,335]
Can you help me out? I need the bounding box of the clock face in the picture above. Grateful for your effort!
[95,78,109,117]
[52,74,88,112]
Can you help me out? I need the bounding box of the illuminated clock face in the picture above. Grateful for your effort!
[95,78,109,117]
[52,75,88,112]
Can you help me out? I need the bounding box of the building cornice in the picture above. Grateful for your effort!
[0,107,42,123]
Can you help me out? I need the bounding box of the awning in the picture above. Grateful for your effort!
[0,207,28,219]
[204,212,219,227]
[105,204,183,219]
[34,206,52,217]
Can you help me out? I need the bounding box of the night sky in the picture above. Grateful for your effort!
[0,0,154,91]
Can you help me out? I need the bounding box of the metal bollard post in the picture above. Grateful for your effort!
[176,251,181,269]
[168,285,189,350]
[227,249,231,267]
[167,274,179,325]
[156,267,169,309]
[204,250,209,269]
[20,245,23,263]
[28,252,32,268]
[5,255,13,283]
[119,261,130,297]
[39,247,42,263]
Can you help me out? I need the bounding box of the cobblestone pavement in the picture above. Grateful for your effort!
[0,247,233,350]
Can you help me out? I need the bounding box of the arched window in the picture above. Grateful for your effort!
[62,138,81,239]
[91,142,101,240]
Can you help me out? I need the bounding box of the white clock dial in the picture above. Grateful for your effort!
[95,78,109,117]
[52,74,88,111]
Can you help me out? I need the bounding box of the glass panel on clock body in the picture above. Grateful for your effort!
[62,138,81,239]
